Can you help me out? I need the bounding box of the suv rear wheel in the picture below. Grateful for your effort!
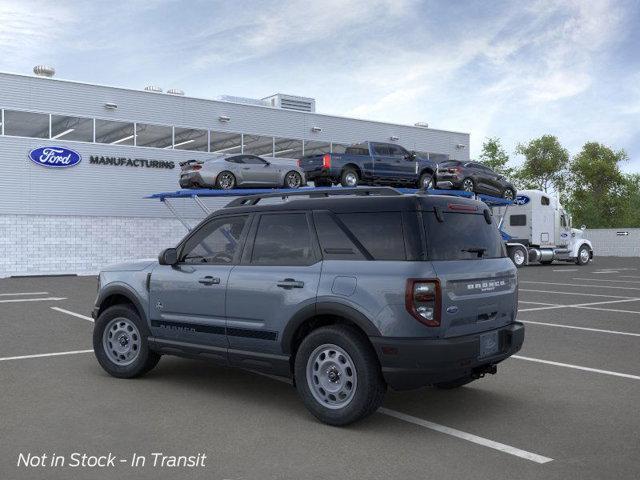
[93,304,160,378]
[294,325,386,426]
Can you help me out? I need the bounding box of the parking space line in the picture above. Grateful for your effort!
[552,269,578,272]
[520,320,640,337]
[378,408,553,464]
[0,291,49,296]
[0,349,93,362]
[51,307,94,322]
[0,297,67,304]
[573,278,640,285]
[512,356,640,381]
[246,369,553,464]
[518,301,560,306]
[519,297,640,312]
[521,281,640,291]
[520,289,637,299]
[573,305,640,315]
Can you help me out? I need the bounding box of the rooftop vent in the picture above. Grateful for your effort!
[144,85,163,93]
[262,93,316,113]
[33,65,55,78]
[167,88,185,96]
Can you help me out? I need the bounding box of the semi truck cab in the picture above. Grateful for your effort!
[493,189,593,267]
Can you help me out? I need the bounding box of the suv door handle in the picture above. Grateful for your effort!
[277,278,304,289]
[199,276,221,285]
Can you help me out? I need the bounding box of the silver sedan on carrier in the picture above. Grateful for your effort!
[179,154,306,190]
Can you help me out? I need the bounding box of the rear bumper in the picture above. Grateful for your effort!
[179,172,207,188]
[304,167,336,182]
[370,322,525,390]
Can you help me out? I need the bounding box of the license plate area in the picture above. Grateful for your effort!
[479,331,499,358]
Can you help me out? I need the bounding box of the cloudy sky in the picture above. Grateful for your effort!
[1,0,639,171]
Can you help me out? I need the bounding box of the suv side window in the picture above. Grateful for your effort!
[181,215,248,264]
[251,213,315,266]
[313,211,366,260]
[337,212,406,260]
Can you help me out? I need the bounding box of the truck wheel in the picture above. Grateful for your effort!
[508,245,527,268]
[462,178,475,192]
[294,325,386,426]
[419,172,434,189]
[340,168,359,187]
[93,304,160,379]
[576,245,591,265]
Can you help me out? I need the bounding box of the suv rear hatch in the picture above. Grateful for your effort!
[422,203,517,340]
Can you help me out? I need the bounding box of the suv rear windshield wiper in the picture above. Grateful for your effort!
[461,247,487,258]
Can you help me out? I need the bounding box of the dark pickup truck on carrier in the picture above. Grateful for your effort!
[298,142,438,189]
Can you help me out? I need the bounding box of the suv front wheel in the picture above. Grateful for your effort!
[294,325,386,426]
[93,304,160,378]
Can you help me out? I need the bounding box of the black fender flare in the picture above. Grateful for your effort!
[280,302,381,354]
[95,283,147,323]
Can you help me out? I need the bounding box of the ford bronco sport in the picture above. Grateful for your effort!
[93,188,524,425]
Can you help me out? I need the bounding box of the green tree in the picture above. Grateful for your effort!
[479,137,514,177]
[566,142,628,228]
[515,135,569,193]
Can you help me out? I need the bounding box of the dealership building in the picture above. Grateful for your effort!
[0,68,470,277]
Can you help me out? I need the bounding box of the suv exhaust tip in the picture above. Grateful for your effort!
[472,364,497,379]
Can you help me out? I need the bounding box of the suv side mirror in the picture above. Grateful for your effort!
[159,247,178,266]
[404,151,416,160]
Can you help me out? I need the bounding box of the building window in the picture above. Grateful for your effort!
[95,119,135,145]
[243,134,274,156]
[331,143,349,154]
[303,140,331,156]
[135,123,173,148]
[173,127,208,151]
[3,110,50,139]
[210,131,242,154]
[273,137,303,158]
[50,114,94,142]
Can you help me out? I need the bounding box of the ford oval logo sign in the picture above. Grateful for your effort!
[28,146,82,168]
[514,195,530,205]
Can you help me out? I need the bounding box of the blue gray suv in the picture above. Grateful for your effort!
[93,188,524,425]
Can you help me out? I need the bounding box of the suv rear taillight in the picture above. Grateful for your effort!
[297,159,302,167]
[405,279,441,327]
[322,153,331,168]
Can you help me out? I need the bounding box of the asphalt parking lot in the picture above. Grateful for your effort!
[2,257,640,480]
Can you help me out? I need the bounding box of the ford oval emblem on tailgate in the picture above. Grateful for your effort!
[28,146,82,168]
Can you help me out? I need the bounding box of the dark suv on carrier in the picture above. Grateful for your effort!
[93,188,524,425]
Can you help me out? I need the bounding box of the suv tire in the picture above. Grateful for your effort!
[294,325,386,426]
[93,304,160,379]
[340,168,359,187]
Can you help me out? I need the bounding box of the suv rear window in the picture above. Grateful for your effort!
[337,212,406,260]
[251,213,315,266]
[423,212,505,260]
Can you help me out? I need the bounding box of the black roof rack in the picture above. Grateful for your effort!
[225,187,402,207]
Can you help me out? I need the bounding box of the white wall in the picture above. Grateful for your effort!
[583,228,640,257]
[0,214,186,277]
